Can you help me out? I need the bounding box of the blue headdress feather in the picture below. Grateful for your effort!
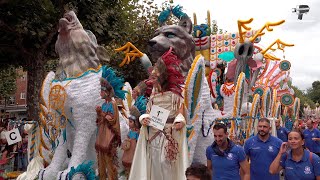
[158,8,171,25]
[158,5,187,25]
[134,96,147,115]
[102,66,127,100]
[68,161,96,180]
[171,5,187,19]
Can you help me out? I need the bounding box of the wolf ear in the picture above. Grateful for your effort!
[178,16,193,34]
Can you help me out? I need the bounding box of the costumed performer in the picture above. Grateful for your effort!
[121,96,147,177]
[95,67,126,180]
[129,48,188,180]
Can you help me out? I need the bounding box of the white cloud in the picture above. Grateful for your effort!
[153,0,320,90]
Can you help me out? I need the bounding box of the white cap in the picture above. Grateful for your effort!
[139,114,150,123]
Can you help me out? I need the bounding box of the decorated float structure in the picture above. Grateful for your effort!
[13,4,303,180]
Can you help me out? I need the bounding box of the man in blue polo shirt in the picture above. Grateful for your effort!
[206,123,250,180]
[275,119,289,142]
[244,118,283,180]
[303,119,320,157]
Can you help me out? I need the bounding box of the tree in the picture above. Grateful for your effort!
[0,0,161,120]
[292,85,315,118]
[307,80,320,104]
[0,65,17,118]
[104,0,162,86]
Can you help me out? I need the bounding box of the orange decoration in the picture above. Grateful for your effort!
[222,83,235,96]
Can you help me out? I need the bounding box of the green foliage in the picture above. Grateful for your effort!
[1,0,164,118]
[0,66,17,99]
[45,59,59,72]
[104,0,163,86]
[292,86,315,117]
[0,0,58,65]
[0,0,163,84]
[306,80,320,104]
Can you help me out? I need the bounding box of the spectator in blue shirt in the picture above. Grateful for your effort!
[269,130,320,180]
[244,118,283,180]
[206,123,250,180]
[275,119,289,142]
[303,120,320,157]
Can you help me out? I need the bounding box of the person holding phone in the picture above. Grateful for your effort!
[269,130,320,180]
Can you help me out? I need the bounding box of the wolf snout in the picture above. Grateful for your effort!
[148,40,157,47]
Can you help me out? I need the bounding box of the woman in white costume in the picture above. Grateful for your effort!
[129,49,188,180]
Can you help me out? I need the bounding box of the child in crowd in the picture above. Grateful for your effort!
[121,116,140,176]
[122,96,146,177]
[17,135,28,171]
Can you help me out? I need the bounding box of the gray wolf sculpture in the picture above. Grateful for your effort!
[148,16,195,76]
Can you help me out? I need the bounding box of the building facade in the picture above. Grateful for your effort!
[0,69,27,119]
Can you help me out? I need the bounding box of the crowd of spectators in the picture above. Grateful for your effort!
[0,118,28,175]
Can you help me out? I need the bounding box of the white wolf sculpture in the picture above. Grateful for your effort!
[36,11,129,180]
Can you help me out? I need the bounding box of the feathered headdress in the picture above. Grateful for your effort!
[101,66,126,100]
[151,47,184,97]
[158,5,188,25]
[68,161,96,180]
[129,96,147,128]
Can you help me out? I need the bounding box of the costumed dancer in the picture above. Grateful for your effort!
[95,67,126,180]
[129,48,188,180]
[121,96,147,177]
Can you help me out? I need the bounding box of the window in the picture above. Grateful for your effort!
[21,93,26,99]
[8,96,15,105]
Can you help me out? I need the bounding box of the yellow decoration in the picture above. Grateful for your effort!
[249,20,285,42]
[207,11,211,27]
[283,106,288,117]
[49,85,66,110]
[193,13,197,26]
[247,94,260,139]
[271,89,278,117]
[115,42,144,67]
[184,55,202,107]
[127,91,132,110]
[261,87,271,118]
[237,18,253,43]
[5,171,23,178]
[230,72,245,139]
[274,102,281,119]
[261,39,294,60]
[264,53,281,61]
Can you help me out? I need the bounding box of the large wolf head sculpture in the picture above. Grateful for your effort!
[148,8,195,76]
[55,11,103,79]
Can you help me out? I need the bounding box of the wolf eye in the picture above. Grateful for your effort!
[165,32,176,38]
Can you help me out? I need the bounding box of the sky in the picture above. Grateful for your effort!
[152,0,320,91]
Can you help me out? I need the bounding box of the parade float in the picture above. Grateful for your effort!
[13,3,303,180]
[191,11,298,139]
